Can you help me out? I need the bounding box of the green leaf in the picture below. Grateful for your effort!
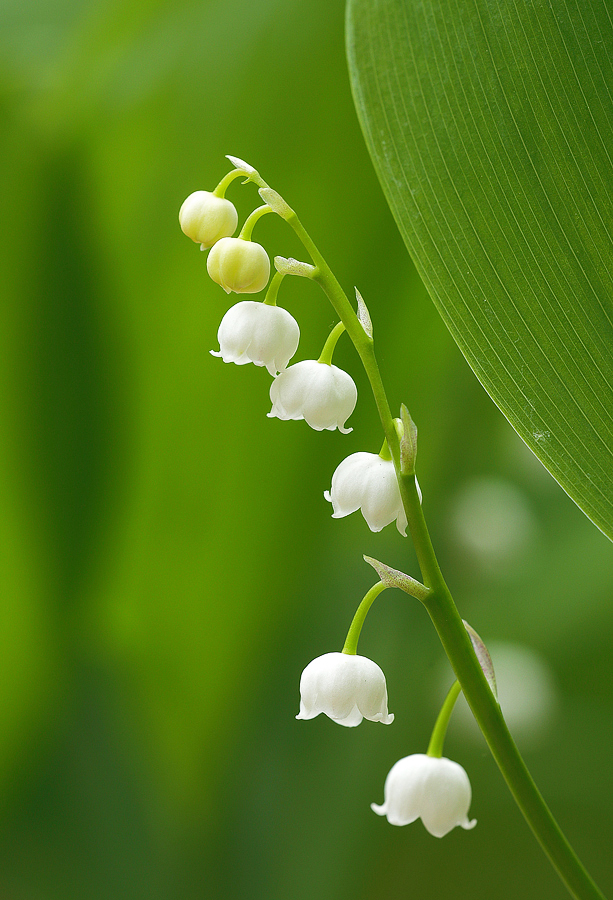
[347,0,613,540]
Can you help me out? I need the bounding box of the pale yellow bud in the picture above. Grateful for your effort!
[206,237,270,294]
[179,191,238,249]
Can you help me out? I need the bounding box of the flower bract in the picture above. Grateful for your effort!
[211,300,299,376]
[371,753,477,837]
[268,360,357,432]
[324,452,408,535]
[179,191,238,249]
[296,651,394,727]
[207,237,270,294]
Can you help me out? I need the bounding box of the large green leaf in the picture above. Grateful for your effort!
[347,0,613,539]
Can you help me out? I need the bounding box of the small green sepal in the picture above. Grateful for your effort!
[363,555,430,602]
[274,256,317,278]
[355,288,373,339]
[258,187,294,220]
[399,404,418,475]
[463,620,498,699]
[226,154,258,176]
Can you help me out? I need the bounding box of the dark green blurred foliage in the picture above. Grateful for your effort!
[0,2,612,898]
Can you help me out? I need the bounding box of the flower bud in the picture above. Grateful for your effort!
[296,652,394,727]
[211,300,299,376]
[207,237,270,294]
[268,360,357,433]
[179,191,238,249]
[371,754,477,837]
[325,452,408,535]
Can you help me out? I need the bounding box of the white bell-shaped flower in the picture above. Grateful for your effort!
[325,452,408,535]
[371,753,477,837]
[268,360,357,432]
[207,237,270,294]
[179,191,238,249]
[211,300,299,376]
[296,651,394,727]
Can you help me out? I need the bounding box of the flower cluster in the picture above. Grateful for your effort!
[179,163,409,533]
[180,160,476,842]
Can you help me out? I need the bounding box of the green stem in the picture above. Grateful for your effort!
[264,271,285,307]
[242,166,605,898]
[213,168,245,198]
[342,581,388,655]
[239,204,274,241]
[427,681,462,758]
[317,321,345,365]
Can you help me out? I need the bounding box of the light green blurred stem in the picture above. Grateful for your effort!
[342,580,388,655]
[240,164,606,899]
[427,681,461,759]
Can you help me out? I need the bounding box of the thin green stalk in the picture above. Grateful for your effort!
[318,321,346,365]
[239,204,274,240]
[213,167,248,197]
[264,271,285,307]
[342,581,388,655]
[427,681,462,758]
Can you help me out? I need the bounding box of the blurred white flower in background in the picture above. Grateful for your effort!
[448,641,558,748]
[449,476,538,567]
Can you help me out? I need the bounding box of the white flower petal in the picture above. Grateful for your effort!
[212,301,299,375]
[372,754,476,837]
[325,452,406,534]
[268,360,357,432]
[296,652,393,727]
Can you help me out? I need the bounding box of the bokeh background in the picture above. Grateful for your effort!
[1,1,612,898]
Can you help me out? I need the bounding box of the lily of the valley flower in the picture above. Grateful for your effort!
[371,753,477,837]
[211,300,299,376]
[325,452,408,535]
[296,651,394,727]
[268,360,357,432]
[207,236,270,294]
[179,191,238,249]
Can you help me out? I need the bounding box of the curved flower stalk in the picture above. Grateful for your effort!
[325,451,412,534]
[268,360,357,432]
[211,300,299,376]
[207,237,270,294]
[179,191,238,249]
[296,651,394,727]
[371,754,476,837]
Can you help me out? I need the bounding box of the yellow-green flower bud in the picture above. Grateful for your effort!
[206,237,270,294]
[179,191,238,249]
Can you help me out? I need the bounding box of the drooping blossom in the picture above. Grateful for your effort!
[268,360,357,432]
[211,300,299,376]
[371,753,477,837]
[296,652,394,727]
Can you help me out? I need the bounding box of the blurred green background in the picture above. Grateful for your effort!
[1,1,612,898]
